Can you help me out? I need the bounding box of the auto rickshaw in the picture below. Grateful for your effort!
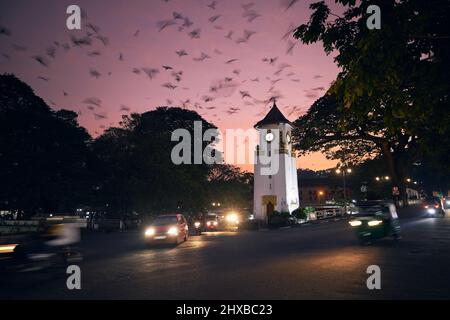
[348,201,401,245]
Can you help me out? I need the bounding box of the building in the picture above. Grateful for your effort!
[253,102,299,222]
[298,177,352,205]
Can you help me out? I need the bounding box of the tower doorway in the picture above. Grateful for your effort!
[266,201,275,216]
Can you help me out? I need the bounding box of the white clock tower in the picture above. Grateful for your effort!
[253,102,299,223]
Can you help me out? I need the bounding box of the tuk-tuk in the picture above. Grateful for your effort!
[348,201,401,244]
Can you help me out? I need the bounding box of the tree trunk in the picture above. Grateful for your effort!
[380,143,409,207]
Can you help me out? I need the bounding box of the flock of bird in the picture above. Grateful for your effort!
[0,0,327,135]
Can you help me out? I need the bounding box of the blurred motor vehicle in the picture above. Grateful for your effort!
[144,214,188,245]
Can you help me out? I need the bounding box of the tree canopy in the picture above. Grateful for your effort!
[292,0,450,202]
[0,74,252,218]
[0,74,92,217]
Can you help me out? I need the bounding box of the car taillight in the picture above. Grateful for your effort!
[434,205,439,208]
[424,205,429,208]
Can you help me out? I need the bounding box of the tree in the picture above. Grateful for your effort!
[0,74,92,217]
[293,0,450,205]
[92,107,218,218]
[207,164,253,209]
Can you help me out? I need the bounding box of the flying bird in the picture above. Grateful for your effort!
[207,1,217,9]
[32,55,50,67]
[87,50,101,57]
[242,9,261,23]
[225,31,233,40]
[157,19,177,32]
[94,113,108,120]
[209,15,221,23]
[96,35,109,46]
[89,69,102,79]
[286,40,296,55]
[171,70,183,82]
[263,57,278,65]
[242,3,255,11]
[70,35,92,47]
[175,49,188,57]
[188,28,201,39]
[83,97,102,107]
[183,17,193,28]
[162,82,177,90]
[0,26,11,36]
[194,52,210,61]
[172,11,183,20]
[281,0,300,11]
[236,30,256,44]
[86,23,101,34]
[225,58,238,64]
[141,67,159,80]
[239,91,251,99]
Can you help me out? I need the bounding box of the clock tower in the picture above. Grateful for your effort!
[253,101,299,223]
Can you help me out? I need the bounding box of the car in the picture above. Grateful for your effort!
[422,197,445,217]
[204,214,220,231]
[144,214,188,245]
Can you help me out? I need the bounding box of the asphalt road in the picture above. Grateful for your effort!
[1,207,450,299]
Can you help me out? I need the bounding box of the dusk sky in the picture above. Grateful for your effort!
[0,0,342,171]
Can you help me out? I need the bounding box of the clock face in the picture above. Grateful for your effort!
[286,133,291,144]
[265,132,274,142]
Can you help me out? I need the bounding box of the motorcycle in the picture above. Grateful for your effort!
[193,221,203,235]
[1,223,82,275]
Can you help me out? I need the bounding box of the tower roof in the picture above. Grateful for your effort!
[254,101,293,128]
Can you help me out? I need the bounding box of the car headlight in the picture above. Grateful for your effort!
[213,221,218,226]
[206,221,211,226]
[0,243,17,254]
[427,208,436,214]
[226,213,239,224]
[349,220,362,227]
[446,200,450,205]
[368,220,383,227]
[145,228,155,237]
[194,222,201,228]
[167,226,179,236]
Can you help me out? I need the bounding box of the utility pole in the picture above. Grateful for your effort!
[336,168,352,215]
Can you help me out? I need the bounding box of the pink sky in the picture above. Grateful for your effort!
[0,0,341,171]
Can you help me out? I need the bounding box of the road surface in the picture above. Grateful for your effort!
[1,208,450,299]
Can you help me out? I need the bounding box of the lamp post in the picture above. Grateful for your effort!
[336,168,352,215]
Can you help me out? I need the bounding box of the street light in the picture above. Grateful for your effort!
[336,167,351,215]
[318,190,324,204]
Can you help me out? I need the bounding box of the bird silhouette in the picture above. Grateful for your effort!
[32,55,50,67]
[194,52,210,61]
[209,15,221,23]
[188,28,201,39]
[0,26,11,36]
[89,69,102,79]
[162,82,177,90]
[207,1,217,10]
[175,49,188,57]
[83,97,102,107]
[141,67,160,80]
